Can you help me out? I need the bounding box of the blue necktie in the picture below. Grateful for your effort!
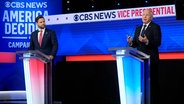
[141,25,147,37]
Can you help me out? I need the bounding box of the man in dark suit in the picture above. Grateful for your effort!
[127,9,162,104]
[29,15,58,60]
[29,15,58,103]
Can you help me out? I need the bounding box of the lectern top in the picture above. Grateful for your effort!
[108,47,150,60]
[16,50,51,63]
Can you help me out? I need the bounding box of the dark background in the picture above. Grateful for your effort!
[62,0,175,13]
[52,59,184,104]
[62,0,184,20]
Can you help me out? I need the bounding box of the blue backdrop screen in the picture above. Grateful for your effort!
[0,0,62,91]
[47,15,184,56]
[0,4,184,91]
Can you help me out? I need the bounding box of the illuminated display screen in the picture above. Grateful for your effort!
[0,3,184,91]
[0,0,62,91]
[47,16,184,56]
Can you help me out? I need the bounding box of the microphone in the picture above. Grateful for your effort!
[127,24,138,39]
[130,24,139,37]
[126,25,139,47]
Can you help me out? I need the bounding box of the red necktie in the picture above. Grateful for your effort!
[39,29,42,46]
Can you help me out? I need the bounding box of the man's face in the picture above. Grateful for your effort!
[142,10,152,24]
[36,18,45,29]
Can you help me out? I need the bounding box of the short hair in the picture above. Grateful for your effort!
[146,9,153,17]
[35,15,44,23]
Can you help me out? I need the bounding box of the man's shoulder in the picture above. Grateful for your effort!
[31,30,38,35]
[45,28,55,32]
[150,21,160,26]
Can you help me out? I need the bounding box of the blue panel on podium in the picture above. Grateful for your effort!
[109,47,150,104]
[123,56,141,104]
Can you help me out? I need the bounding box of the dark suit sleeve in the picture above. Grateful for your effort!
[147,24,161,47]
[50,30,58,57]
[29,32,35,50]
[131,26,141,48]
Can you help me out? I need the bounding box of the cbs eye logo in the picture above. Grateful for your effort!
[73,13,93,21]
[74,14,80,21]
[5,1,11,8]
[5,1,24,8]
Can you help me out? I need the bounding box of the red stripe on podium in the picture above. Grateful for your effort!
[1,52,183,62]
[0,52,16,63]
[66,54,116,61]
[66,52,184,61]
[159,52,184,60]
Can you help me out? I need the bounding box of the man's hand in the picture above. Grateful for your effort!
[49,55,54,60]
[138,35,149,44]
[127,36,133,45]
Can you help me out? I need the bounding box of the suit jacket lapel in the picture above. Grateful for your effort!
[42,28,48,46]
[145,22,152,36]
[34,30,40,46]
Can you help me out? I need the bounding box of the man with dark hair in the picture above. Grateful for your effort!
[28,15,58,104]
[29,15,58,60]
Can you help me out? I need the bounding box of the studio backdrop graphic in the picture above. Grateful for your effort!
[0,0,62,90]
[45,4,184,56]
[1,2,184,91]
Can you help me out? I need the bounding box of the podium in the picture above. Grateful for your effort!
[16,50,52,104]
[108,47,150,104]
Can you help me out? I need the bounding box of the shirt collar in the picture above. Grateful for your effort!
[38,28,45,32]
[143,21,151,27]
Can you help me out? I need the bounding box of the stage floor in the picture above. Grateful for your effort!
[0,91,62,104]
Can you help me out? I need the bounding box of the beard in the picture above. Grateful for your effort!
[38,25,45,29]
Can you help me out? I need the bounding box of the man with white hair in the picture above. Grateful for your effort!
[127,9,162,104]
